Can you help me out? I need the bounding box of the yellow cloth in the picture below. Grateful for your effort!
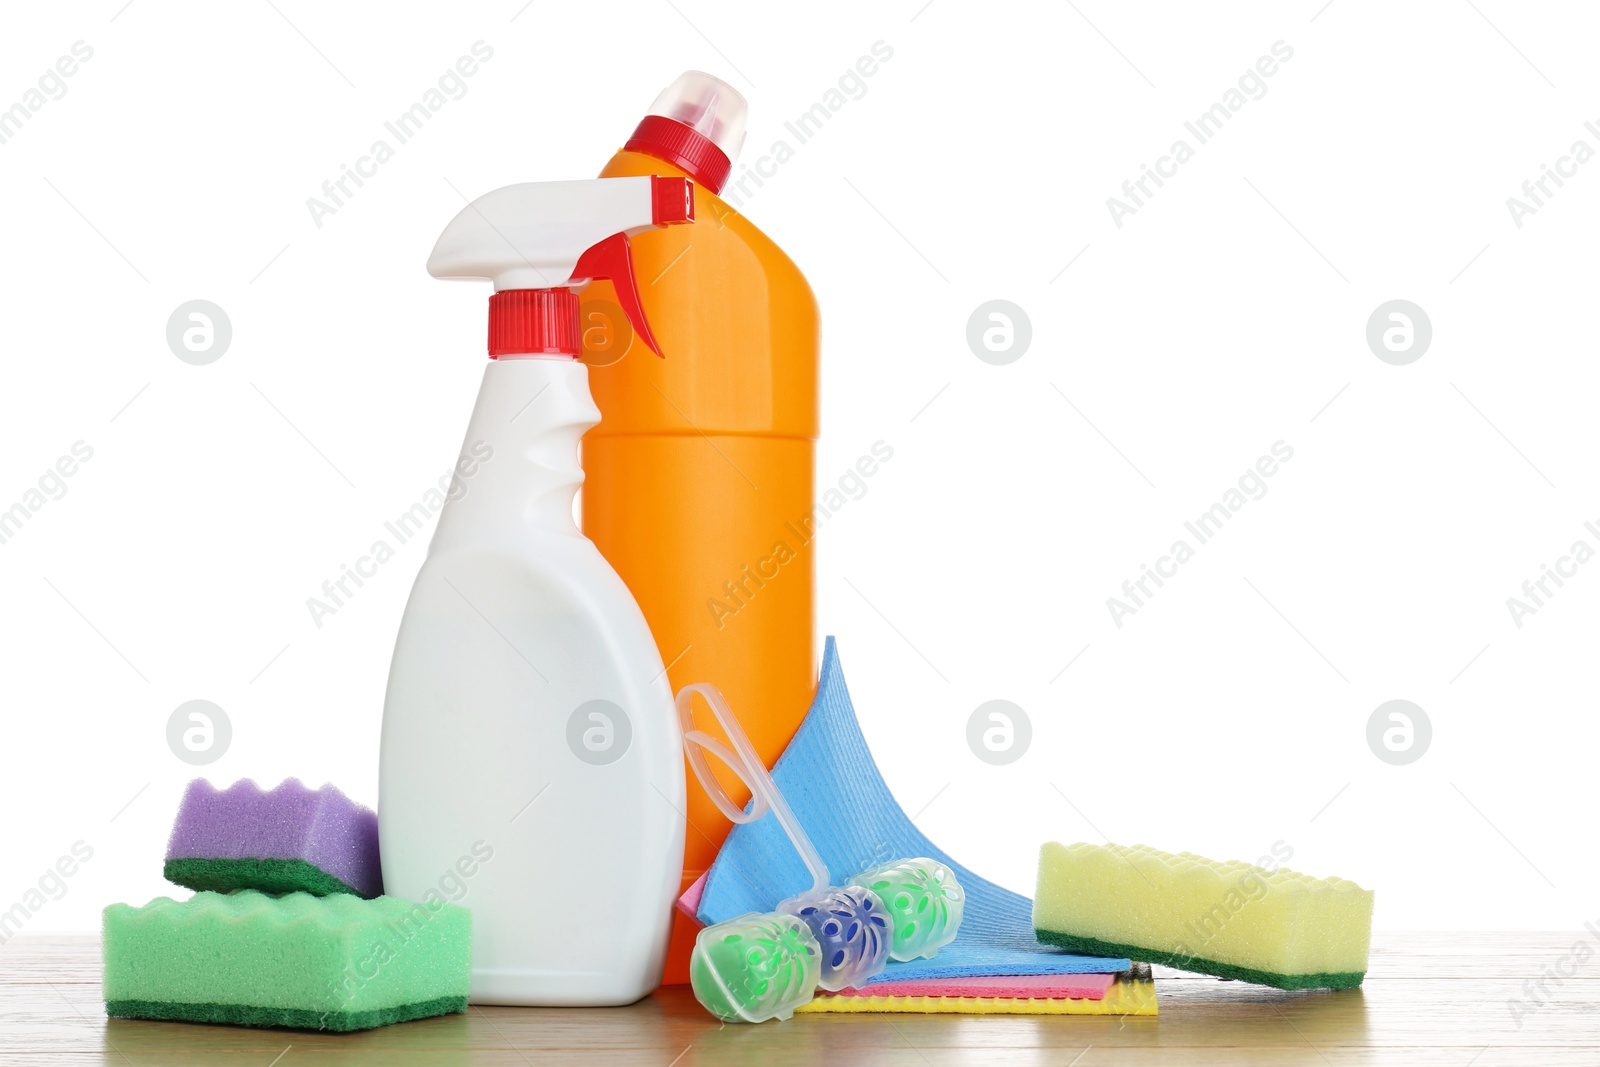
[795,965,1157,1016]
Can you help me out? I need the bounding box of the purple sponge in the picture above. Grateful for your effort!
[164,778,382,899]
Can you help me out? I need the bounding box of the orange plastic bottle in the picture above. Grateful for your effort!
[581,73,820,984]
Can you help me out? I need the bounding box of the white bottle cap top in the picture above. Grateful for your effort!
[645,70,748,165]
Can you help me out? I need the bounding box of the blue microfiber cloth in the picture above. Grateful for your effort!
[698,637,1129,983]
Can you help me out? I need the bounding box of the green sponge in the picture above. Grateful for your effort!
[103,890,471,1031]
[1033,842,1374,990]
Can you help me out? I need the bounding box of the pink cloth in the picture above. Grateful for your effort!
[676,871,710,921]
[829,972,1117,1000]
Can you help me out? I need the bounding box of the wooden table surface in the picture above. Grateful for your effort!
[4,932,1594,1065]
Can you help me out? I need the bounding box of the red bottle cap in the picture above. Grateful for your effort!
[626,115,732,194]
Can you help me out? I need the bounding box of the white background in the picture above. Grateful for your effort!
[2,0,1595,938]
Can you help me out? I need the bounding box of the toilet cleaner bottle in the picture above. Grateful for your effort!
[580,72,822,983]
[379,176,695,1006]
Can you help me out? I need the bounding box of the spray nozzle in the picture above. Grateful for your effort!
[427,176,694,358]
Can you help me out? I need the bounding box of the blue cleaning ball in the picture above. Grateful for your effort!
[777,884,892,991]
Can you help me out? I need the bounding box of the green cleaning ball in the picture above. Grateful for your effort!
[690,912,822,1023]
[851,858,965,961]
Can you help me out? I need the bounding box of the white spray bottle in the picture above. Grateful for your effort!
[379,176,695,1006]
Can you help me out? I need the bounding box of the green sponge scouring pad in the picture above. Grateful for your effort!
[1033,842,1374,990]
[103,890,471,1031]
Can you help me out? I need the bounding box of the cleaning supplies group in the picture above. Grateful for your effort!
[99,69,1378,1033]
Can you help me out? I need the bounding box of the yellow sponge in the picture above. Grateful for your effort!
[1033,842,1373,990]
[795,965,1157,1015]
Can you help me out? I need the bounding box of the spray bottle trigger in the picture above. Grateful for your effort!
[570,233,666,359]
